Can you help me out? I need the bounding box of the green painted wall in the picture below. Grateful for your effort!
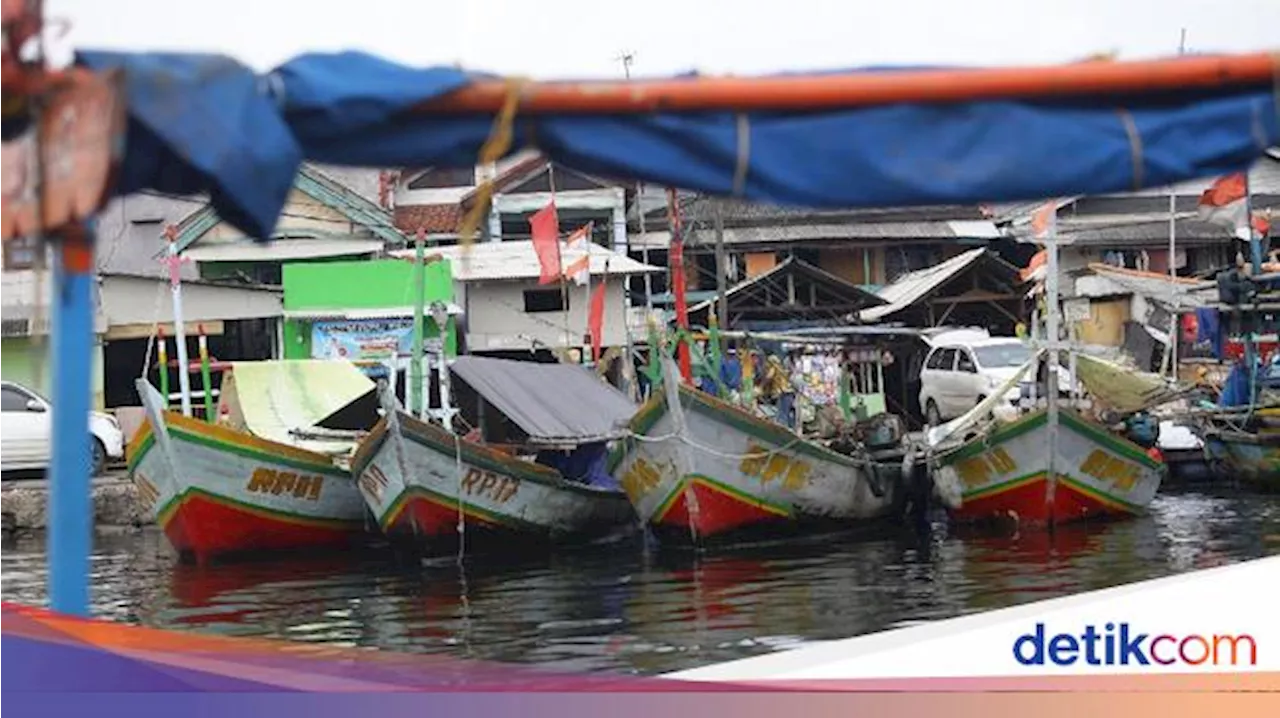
[281,259,458,359]
[2,336,106,410]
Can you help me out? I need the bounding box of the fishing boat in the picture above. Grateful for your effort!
[926,230,1177,527]
[128,360,379,563]
[1198,408,1280,491]
[349,356,638,552]
[613,357,910,546]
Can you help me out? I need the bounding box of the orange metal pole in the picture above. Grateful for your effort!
[419,52,1277,114]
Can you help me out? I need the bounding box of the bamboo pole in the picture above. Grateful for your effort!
[418,53,1277,114]
[197,323,213,422]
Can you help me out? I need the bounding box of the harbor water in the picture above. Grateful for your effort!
[3,488,1278,675]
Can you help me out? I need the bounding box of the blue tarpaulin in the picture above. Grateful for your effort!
[76,50,1280,242]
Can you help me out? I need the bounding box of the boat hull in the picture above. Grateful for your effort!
[613,386,906,546]
[1204,432,1280,492]
[350,412,636,553]
[937,409,1163,527]
[126,410,369,563]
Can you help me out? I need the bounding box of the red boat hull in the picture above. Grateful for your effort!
[160,491,364,562]
[950,473,1139,526]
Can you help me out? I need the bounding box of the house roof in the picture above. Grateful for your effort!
[861,248,1019,322]
[449,355,636,444]
[394,203,464,234]
[389,240,662,282]
[686,257,885,319]
[169,164,404,254]
[1073,263,1216,308]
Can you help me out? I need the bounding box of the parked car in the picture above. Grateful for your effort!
[1,380,124,476]
[919,334,1069,426]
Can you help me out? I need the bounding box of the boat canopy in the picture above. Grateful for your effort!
[449,356,636,445]
[220,359,376,453]
[1073,354,1188,415]
[76,50,1279,241]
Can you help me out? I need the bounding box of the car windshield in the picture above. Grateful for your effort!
[973,342,1032,368]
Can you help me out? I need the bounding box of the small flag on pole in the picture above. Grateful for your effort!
[1030,201,1057,241]
[1196,172,1267,241]
[562,223,593,286]
[529,201,561,285]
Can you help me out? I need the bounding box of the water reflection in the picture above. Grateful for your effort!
[3,488,1277,675]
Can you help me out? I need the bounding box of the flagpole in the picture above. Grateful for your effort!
[411,227,426,420]
[1163,28,1187,380]
[585,223,594,365]
[547,164,572,354]
[163,226,194,417]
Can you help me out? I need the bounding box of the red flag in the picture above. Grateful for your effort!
[529,201,561,285]
[588,281,606,362]
[1197,173,1251,239]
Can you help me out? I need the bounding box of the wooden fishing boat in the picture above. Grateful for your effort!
[349,409,634,549]
[1200,416,1280,492]
[127,361,378,563]
[612,365,908,546]
[934,407,1164,526]
[348,356,638,552]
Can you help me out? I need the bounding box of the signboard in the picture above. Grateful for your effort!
[1063,298,1091,323]
[312,319,418,377]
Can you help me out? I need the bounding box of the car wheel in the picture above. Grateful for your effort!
[91,438,107,477]
[925,400,942,427]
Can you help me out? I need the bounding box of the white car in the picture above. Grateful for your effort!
[919,336,1044,426]
[1,380,124,476]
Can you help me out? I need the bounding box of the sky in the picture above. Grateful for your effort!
[44,0,1280,78]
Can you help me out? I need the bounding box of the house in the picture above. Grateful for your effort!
[98,164,397,410]
[633,195,1007,318]
[169,164,403,285]
[389,241,661,358]
[995,152,1280,279]
[391,153,630,251]
[1,268,108,408]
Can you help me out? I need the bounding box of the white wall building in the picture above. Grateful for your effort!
[392,241,661,355]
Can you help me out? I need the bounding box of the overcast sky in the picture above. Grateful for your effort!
[45,0,1280,78]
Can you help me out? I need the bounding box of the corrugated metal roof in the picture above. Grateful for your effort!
[182,237,384,262]
[449,356,636,444]
[391,240,661,282]
[687,220,1000,246]
[1074,264,1217,308]
[860,248,990,322]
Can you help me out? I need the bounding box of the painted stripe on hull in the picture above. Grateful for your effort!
[159,488,365,559]
[953,472,1141,525]
[380,485,533,536]
[653,474,792,539]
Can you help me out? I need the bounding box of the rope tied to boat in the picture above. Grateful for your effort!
[455,77,528,250]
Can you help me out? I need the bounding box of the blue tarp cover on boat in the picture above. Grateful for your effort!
[78,50,1280,240]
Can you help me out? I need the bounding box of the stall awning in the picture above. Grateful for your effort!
[449,356,636,445]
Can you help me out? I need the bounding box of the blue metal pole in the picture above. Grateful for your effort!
[47,225,95,616]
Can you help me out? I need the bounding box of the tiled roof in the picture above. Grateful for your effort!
[394,203,464,234]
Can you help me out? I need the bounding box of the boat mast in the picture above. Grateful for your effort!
[411,227,426,420]
[1033,202,1062,519]
[1163,28,1188,380]
[667,188,694,384]
[163,224,194,416]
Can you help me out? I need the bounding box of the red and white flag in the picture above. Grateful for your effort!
[588,280,607,362]
[561,223,593,286]
[1195,172,1269,241]
[1030,201,1057,241]
[529,201,561,285]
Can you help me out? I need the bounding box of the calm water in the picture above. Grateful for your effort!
[4,488,1279,675]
